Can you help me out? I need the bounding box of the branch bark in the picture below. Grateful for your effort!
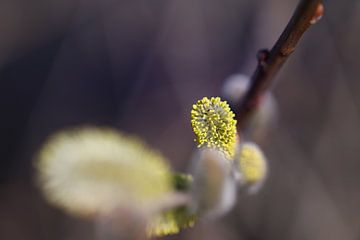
[236,0,323,130]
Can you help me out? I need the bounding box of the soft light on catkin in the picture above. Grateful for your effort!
[190,148,236,218]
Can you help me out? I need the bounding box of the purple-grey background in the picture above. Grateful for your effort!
[1,0,359,239]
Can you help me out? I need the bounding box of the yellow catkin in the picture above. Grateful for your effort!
[191,97,237,159]
[238,142,267,183]
[147,208,195,237]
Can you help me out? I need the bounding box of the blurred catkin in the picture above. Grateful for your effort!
[35,127,172,217]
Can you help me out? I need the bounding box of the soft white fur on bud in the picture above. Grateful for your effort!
[222,74,250,104]
[190,148,236,219]
[222,74,278,141]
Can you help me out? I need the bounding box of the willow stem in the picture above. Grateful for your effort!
[236,0,324,130]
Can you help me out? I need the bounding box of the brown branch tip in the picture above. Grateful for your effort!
[235,0,324,131]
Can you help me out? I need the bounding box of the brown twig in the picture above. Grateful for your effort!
[236,0,323,130]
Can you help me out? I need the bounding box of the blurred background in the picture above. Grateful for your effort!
[1,0,360,239]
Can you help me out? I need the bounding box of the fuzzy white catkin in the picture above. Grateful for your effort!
[222,74,250,104]
[190,148,236,219]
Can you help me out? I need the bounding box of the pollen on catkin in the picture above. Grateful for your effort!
[35,127,172,217]
[191,97,237,159]
[145,173,195,237]
[238,142,267,184]
[147,207,195,237]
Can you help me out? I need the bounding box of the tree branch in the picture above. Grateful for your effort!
[235,0,323,130]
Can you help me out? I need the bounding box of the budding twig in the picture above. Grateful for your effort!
[235,0,324,130]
